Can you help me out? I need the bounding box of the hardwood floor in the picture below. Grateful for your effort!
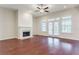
[0,35,79,55]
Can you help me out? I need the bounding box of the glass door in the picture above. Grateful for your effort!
[48,21,60,36]
[48,21,53,36]
[53,21,60,36]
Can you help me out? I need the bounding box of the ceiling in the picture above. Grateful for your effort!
[0,4,78,17]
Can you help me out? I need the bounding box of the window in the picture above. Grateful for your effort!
[41,20,47,32]
[61,16,72,33]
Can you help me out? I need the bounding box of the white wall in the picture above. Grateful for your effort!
[33,7,79,40]
[0,8,17,40]
[33,17,39,35]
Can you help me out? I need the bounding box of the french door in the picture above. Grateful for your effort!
[48,21,60,36]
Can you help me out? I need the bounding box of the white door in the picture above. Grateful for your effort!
[53,21,59,36]
[48,21,59,36]
[48,22,53,36]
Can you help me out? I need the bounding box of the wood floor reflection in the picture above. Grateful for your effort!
[0,35,79,55]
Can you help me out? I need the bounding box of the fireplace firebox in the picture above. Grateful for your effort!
[23,31,30,37]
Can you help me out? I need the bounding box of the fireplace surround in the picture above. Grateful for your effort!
[18,27,32,39]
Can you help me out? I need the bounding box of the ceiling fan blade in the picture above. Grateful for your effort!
[37,7,40,9]
[44,7,48,9]
[45,10,49,12]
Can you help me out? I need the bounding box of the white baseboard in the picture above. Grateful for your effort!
[34,34,79,40]
[0,35,17,40]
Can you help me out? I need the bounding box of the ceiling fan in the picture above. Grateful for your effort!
[35,4,49,13]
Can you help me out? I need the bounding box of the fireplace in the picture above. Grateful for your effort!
[23,31,30,37]
[18,27,32,39]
